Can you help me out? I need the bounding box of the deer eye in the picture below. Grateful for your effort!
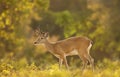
[41,37,44,39]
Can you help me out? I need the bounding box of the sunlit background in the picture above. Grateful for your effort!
[0,0,120,77]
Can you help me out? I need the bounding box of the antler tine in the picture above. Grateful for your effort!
[38,25,45,34]
[34,25,41,36]
[37,25,41,32]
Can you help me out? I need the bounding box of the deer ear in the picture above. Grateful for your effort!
[44,32,49,37]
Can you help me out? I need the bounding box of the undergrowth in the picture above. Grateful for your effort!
[0,58,120,77]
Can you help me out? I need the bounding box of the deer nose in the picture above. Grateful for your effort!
[34,42,37,44]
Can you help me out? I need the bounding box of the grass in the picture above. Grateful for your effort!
[0,58,120,77]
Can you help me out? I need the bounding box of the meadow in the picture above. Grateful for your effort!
[0,57,120,77]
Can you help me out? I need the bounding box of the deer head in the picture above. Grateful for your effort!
[34,28,49,45]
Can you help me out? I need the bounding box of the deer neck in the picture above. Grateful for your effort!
[43,39,54,52]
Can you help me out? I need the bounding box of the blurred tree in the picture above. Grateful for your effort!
[0,0,49,58]
[30,0,120,61]
[87,0,120,59]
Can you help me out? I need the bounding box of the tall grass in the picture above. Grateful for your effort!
[0,58,120,77]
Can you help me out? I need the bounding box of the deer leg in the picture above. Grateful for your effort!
[63,56,69,70]
[59,58,63,69]
[78,52,88,71]
[89,55,94,71]
[84,54,94,71]
[81,56,88,71]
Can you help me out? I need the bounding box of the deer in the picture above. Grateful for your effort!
[34,28,94,71]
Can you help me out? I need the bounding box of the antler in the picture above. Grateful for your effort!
[38,25,41,32]
[34,25,42,36]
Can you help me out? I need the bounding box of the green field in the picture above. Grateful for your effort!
[0,58,120,77]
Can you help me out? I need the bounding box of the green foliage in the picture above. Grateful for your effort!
[33,0,120,60]
[0,0,49,57]
[0,58,120,77]
[0,0,120,77]
[55,11,73,26]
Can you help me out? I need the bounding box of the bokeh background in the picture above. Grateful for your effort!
[0,0,120,74]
